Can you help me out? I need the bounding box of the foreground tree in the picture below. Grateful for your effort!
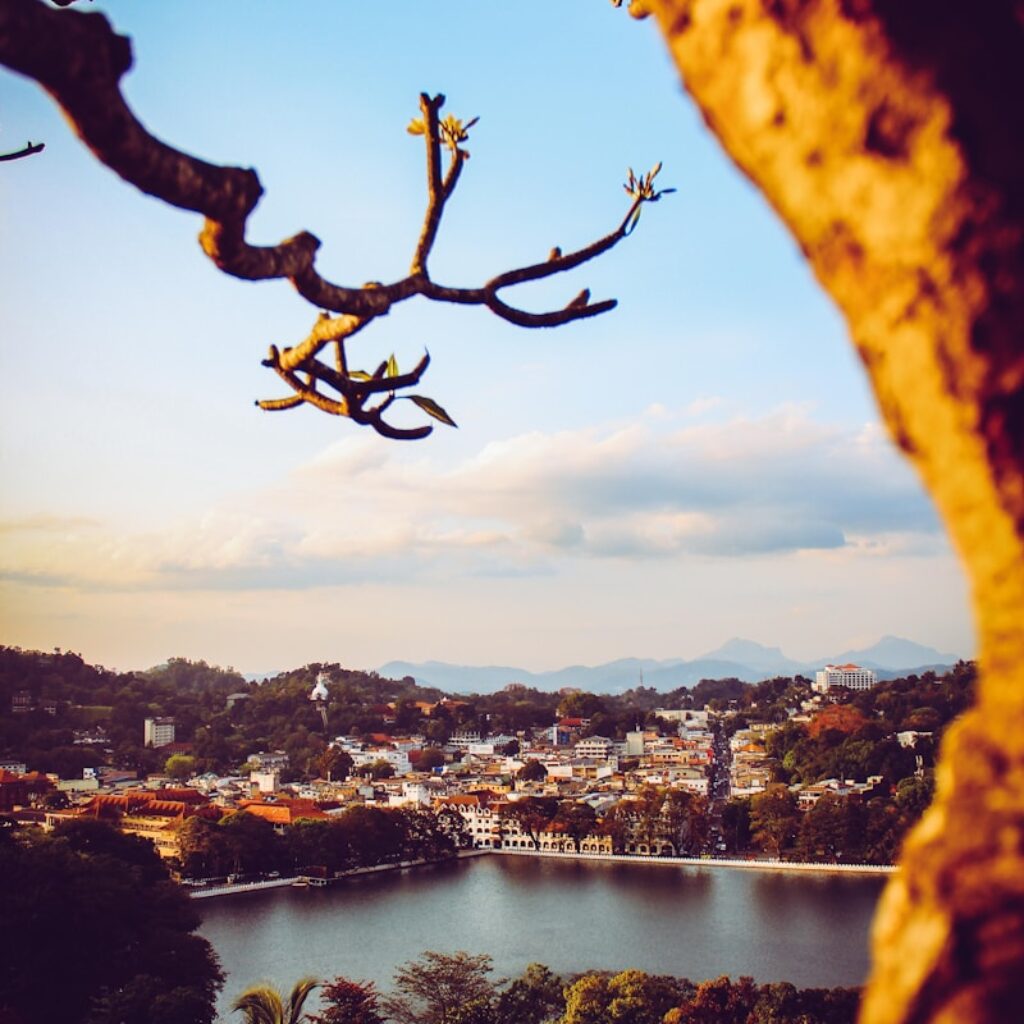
[494,963,564,1024]
[0,823,223,1024]
[561,969,684,1024]
[633,1,1024,1018]
[379,951,496,1024]
[232,977,319,1024]
[308,978,386,1024]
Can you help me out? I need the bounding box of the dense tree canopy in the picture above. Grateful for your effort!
[0,820,222,1024]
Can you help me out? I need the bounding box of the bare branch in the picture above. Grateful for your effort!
[0,140,44,162]
[0,0,672,440]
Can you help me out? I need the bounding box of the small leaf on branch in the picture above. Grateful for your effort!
[409,395,458,428]
[407,118,426,136]
[349,370,373,382]
[386,353,399,378]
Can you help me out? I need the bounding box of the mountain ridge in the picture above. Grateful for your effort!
[378,636,963,694]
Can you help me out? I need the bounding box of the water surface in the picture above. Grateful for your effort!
[198,856,883,1015]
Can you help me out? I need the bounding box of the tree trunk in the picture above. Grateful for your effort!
[647,2,1024,1020]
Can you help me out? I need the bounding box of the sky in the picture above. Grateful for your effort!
[0,1,972,675]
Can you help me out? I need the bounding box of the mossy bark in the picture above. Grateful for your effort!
[648,2,1024,1020]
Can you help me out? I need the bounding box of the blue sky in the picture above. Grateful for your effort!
[0,1,970,673]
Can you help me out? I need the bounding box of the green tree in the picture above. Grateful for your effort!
[896,774,935,820]
[721,798,752,853]
[504,797,558,848]
[795,793,865,863]
[418,747,447,771]
[176,815,229,879]
[598,801,633,854]
[561,970,681,1024]
[363,759,396,780]
[750,786,799,859]
[232,977,319,1024]
[436,806,473,850]
[318,746,354,781]
[0,822,223,1024]
[666,975,758,1024]
[662,789,709,855]
[557,692,607,720]
[220,810,283,874]
[631,785,668,851]
[518,759,548,783]
[494,963,564,1024]
[557,800,598,852]
[165,753,197,781]
[380,951,496,1024]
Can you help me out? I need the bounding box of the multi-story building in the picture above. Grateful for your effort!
[143,716,176,748]
[574,736,615,760]
[435,791,503,848]
[813,664,878,693]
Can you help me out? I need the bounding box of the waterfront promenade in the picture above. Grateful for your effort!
[494,847,896,875]
[189,846,893,898]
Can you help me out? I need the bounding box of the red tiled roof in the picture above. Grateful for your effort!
[153,788,207,804]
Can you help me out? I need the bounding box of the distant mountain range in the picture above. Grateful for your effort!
[377,635,963,695]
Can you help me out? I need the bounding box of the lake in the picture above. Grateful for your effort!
[198,855,885,1016]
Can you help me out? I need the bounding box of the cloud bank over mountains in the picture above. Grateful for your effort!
[1,406,943,592]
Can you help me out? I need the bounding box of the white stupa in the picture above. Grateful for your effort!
[310,672,329,727]
[310,672,329,702]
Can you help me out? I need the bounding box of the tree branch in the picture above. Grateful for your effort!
[0,140,44,162]
[0,0,672,439]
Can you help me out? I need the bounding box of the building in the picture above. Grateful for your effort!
[624,731,646,757]
[247,750,290,771]
[813,664,879,693]
[574,736,616,760]
[72,791,219,859]
[143,716,176,748]
[11,691,33,714]
[435,791,503,848]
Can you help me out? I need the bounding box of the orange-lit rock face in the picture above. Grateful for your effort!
[649,2,1024,1021]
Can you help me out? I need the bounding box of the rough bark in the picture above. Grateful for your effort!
[647,2,1024,1021]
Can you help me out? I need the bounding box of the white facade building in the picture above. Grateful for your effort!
[143,717,176,748]
[350,748,412,775]
[813,664,878,693]
[625,731,646,757]
[574,736,615,759]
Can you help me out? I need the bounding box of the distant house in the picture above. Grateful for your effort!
[247,750,290,771]
[234,796,330,832]
[11,690,33,714]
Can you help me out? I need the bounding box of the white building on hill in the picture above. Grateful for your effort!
[813,664,878,693]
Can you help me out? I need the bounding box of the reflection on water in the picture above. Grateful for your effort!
[198,857,884,1015]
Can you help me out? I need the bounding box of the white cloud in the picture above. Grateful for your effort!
[0,406,941,591]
